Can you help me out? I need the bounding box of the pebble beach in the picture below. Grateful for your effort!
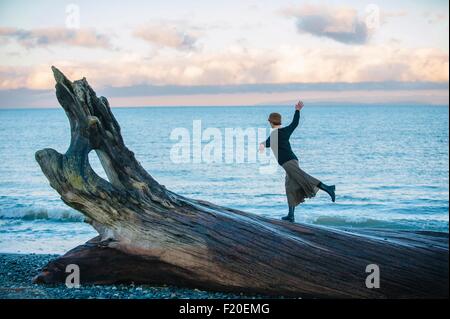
[0,253,262,299]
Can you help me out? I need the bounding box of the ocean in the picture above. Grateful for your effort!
[0,104,448,254]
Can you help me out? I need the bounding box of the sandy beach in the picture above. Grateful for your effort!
[0,253,263,299]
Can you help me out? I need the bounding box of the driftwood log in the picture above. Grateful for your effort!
[33,66,448,298]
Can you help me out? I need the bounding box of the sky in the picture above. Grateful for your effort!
[0,0,448,108]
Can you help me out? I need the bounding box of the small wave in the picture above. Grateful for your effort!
[369,185,403,190]
[309,215,448,231]
[311,216,393,228]
[0,207,85,222]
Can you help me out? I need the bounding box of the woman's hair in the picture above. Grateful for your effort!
[268,112,282,125]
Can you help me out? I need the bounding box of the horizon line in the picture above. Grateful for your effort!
[1,101,449,111]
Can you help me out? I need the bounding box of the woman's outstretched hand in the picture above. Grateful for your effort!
[295,100,304,111]
[259,143,265,153]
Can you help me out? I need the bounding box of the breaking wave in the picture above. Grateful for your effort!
[0,207,85,222]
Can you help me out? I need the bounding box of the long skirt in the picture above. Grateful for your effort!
[282,159,320,207]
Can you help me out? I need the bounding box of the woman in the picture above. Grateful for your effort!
[259,100,335,222]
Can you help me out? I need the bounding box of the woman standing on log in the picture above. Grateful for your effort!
[259,101,336,222]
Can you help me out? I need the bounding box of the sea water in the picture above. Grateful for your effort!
[0,104,448,253]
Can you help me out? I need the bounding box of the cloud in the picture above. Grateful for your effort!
[1,85,448,108]
[0,44,448,91]
[381,10,408,21]
[134,24,199,50]
[0,65,55,89]
[99,81,449,97]
[0,88,54,108]
[281,4,371,44]
[0,27,112,49]
[0,48,448,107]
[423,11,449,24]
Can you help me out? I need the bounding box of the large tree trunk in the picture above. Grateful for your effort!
[33,66,448,298]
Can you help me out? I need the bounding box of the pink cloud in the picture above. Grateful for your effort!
[0,27,112,49]
[281,4,371,44]
[134,24,198,50]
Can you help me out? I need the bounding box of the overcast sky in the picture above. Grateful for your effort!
[0,0,448,107]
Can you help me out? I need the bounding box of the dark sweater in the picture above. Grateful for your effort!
[264,110,300,166]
